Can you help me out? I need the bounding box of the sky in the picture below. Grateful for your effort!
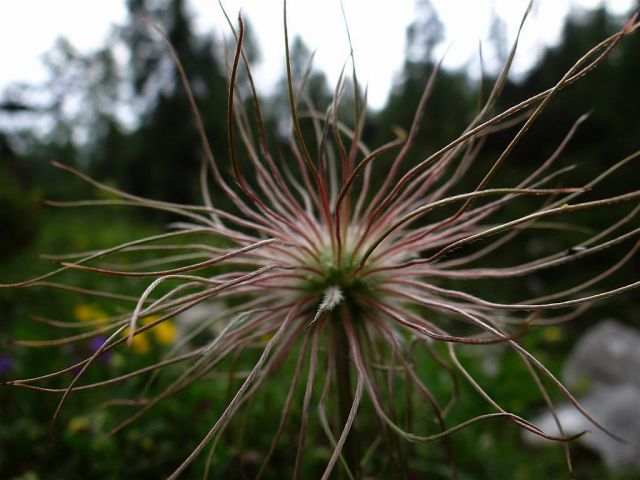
[0,0,635,110]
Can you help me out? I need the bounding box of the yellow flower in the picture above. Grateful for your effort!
[142,315,176,345]
[73,304,108,323]
[121,315,176,353]
[130,334,150,354]
[153,320,177,345]
[67,416,91,434]
[542,326,564,343]
[142,315,160,326]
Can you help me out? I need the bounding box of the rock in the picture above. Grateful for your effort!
[562,320,640,389]
[523,320,640,472]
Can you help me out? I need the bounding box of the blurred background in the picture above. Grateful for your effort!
[1,0,638,478]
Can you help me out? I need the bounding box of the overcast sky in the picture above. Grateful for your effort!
[0,0,635,109]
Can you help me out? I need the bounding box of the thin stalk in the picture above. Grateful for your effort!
[334,312,361,479]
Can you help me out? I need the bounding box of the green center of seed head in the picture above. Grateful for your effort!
[305,246,375,313]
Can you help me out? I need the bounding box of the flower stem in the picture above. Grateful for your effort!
[334,318,361,479]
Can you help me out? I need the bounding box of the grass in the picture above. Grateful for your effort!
[1,202,637,480]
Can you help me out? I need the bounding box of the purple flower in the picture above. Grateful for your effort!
[0,354,13,375]
[87,336,111,364]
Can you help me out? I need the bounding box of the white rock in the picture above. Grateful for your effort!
[523,320,640,472]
